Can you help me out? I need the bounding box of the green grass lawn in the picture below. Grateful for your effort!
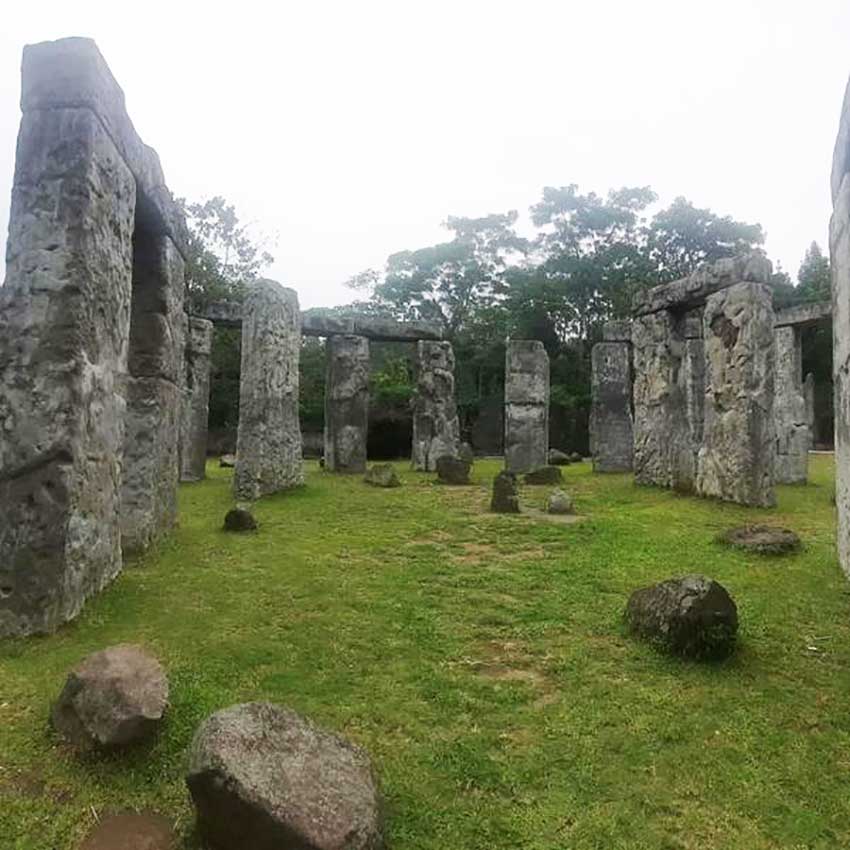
[2,455,849,849]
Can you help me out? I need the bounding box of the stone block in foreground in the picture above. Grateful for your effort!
[186,702,384,850]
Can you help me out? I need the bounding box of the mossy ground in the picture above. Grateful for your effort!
[1,456,848,849]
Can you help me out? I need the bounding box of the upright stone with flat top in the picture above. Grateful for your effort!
[234,281,303,501]
[325,335,370,473]
[831,73,850,578]
[412,341,460,471]
[0,37,187,636]
[773,325,809,484]
[590,339,633,473]
[504,340,549,473]
[696,282,776,506]
[180,318,214,482]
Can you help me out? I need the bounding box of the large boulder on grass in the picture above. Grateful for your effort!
[186,702,384,850]
[547,489,574,515]
[436,455,471,485]
[491,471,520,513]
[523,466,563,485]
[364,464,401,488]
[625,575,738,660]
[224,508,257,532]
[51,645,168,748]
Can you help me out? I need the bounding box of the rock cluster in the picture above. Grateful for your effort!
[625,575,738,660]
[186,702,384,850]
[51,645,168,748]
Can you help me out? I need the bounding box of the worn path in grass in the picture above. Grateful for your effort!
[1,456,848,849]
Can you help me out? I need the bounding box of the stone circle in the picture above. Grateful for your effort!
[51,644,168,748]
[186,702,384,850]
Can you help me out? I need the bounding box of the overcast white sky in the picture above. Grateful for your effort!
[1,0,849,309]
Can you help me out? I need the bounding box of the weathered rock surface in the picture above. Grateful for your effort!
[625,576,738,660]
[804,372,816,449]
[412,341,460,471]
[234,280,304,501]
[325,335,370,473]
[364,464,401,488]
[436,455,471,485]
[491,471,520,513]
[224,508,257,532]
[547,489,574,514]
[180,317,214,482]
[0,38,187,637]
[569,452,583,464]
[773,325,809,484]
[186,702,384,850]
[524,466,563,485]
[220,454,237,468]
[51,645,168,748]
[80,811,177,850]
[459,442,475,464]
[504,340,550,473]
[590,341,634,473]
[602,319,632,342]
[718,525,801,555]
[548,449,571,465]
[696,282,776,507]
[833,76,850,579]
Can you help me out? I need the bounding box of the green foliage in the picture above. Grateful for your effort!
[3,458,849,849]
[370,354,414,408]
[797,242,831,303]
[299,338,327,430]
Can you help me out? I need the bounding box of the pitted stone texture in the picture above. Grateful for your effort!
[696,283,776,507]
[412,341,461,471]
[505,340,550,473]
[234,281,304,501]
[0,106,135,637]
[602,320,632,342]
[491,471,520,513]
[186,702,384,850]
[804,372,816,449]
[180,318,214,482]
[773,326,809,484]
[364,464,401,488]
[436,455,471,485]
[51,645,168,748]
[633,252,772,316]
[831,98,850,578]
[590,342,634,473]
[632,311,693,491]
[325,335,370,474]
[547,489,574,515]
[121,234,185,554]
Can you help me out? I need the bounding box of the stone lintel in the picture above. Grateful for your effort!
[21,37,188,258]
[632,253,773,317]
[774,301,831,328]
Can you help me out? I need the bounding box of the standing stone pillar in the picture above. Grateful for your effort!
[120,233,185,553]
[180,318,214,482]
[504,340,549,473]
[804,372,816,449]
[773,325,809,484]
[324,335,370,473]
[412,341,461,471]
[696,282,776,506]
[234,280,303,501]
[590,321,633,472]
[831,76,850,577]
[677,309,706,493]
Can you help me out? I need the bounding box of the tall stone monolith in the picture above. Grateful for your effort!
[696,282,776,506]
[324,335,370,473]
[0,38,188,637]
[590,322,633,472]
[234,281,303,501]
[831,73,850,578]
[180,318,214,482]
[773,325,809,484]
[504,340,549,473]
[412,341,460,471]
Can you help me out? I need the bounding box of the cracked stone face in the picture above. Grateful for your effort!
[412,341,460,471]
[696,282,776,507]
[504,340,549,473]
[590,341,633,473]
[324,335,370,473]
[234,280,304,501]
[773,326,809,484]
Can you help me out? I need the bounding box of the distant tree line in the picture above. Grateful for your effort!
[181,190,835,455]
